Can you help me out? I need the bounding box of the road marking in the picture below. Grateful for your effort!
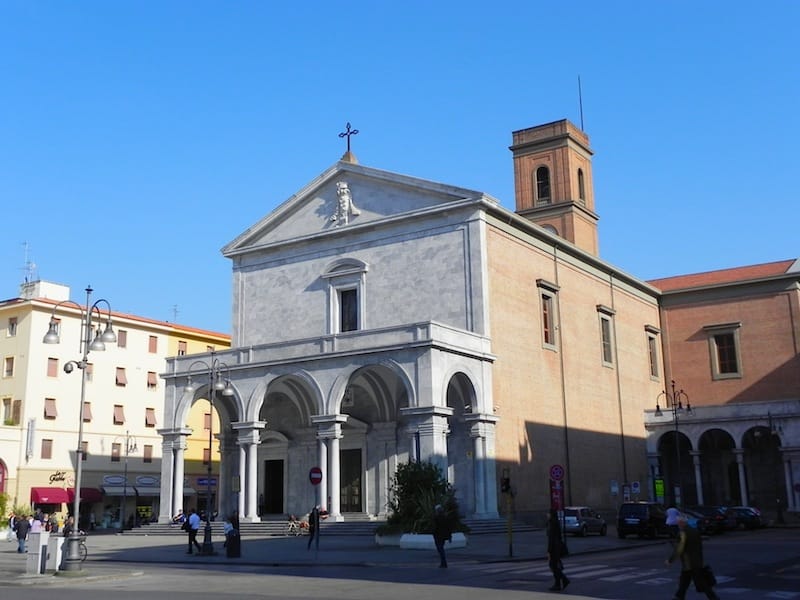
[602,569,664,582]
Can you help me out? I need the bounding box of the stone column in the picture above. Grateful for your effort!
[232,422,266,523]
[734,449,748,505]
[238,444,246,518]
[465,413,499,519]
[317,437,328,509]
[247,440,259,521]
[311,414,348,522]
[173,436,187,517]
[782,454,794,511]
[691,451,704,506]
[157,431,187,523]
[400,406,454,475]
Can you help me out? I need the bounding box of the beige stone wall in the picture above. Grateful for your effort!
[486,222,663,513]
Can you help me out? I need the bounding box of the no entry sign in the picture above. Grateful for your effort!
[309,466,323,485]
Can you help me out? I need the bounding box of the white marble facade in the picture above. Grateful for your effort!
[158,162,501,523]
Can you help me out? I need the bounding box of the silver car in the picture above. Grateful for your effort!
[563,506,607,536]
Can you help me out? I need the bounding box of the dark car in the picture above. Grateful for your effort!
[688,505,737,533]
[729,506,764,529]
[563,506,607,536]
[682,508,711,535]
[617,502,669,539]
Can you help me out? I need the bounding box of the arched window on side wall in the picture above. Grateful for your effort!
[536,166,551,204]
[578,168,585,204]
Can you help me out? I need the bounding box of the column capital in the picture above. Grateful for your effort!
[312,414,348,439]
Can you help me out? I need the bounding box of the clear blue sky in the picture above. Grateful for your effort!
[2,2,798,334]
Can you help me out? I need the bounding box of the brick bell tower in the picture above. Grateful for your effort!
[509,119,599,255]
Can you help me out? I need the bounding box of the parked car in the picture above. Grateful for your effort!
[617,502,669,539]
[688,505,737,533]
[681,508,711,535]
[729,506,764,529]
[563,506,607,536]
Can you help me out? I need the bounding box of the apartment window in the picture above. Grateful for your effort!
[7,317,17,337]
[536,166,551,204]
[41,439,53,460]
[577,168,586,204]
[204,412,211,431]
[113,404,125,425]
[704,322,742,379]
[206,345,215,352]
[537,279,560,348]
[147,371,158,390]
[646,326,661,379]
[81,440,88,461]
[148,335,158,353]
[203,447,211,465]
[323,258,368,335]
[115,367,128,387]
[3,357,14,378]
[47,357,59,377]
[86,362,93,382]
[597,305,616,366]
[43,397,57,420]
[2,398,11,425]
[178,341,187,356]
[82,401,92,423]
[117,329,127,348]
[111,442,121,462]
[145,407,157,428]
[143,444,153,463]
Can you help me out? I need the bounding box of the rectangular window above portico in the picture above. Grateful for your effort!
[322,259,368,335]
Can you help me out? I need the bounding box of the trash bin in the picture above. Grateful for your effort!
[46,535,65,572]
[225,530,241,558]
[25,531,49,575]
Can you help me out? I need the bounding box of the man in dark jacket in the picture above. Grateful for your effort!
[14,514,31,553]
[546,509,570,591]
[666,516,720,600]
[432,504,452,568]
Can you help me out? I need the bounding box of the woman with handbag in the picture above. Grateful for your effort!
[665,516,720,600]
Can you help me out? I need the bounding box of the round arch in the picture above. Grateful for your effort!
[657,429,694,506]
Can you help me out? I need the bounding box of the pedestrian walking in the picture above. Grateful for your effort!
[224,511,241,558]
[546,509,570,592]
[186,508,202,554]
[14,513,31,554]
[432,504,452,568]
[665,516,720,600]
[666,505,681,539]
[306,505,320,551]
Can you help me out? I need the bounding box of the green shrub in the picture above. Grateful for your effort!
[376,460,468,536]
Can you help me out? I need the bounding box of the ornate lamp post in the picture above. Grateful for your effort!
[183,352,234,555]
[116,431,137,533]
[42,285,116,572]
[655,380,692,508]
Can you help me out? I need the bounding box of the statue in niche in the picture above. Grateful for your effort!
[331,181,361,226]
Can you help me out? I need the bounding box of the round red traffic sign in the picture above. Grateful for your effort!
[549,464,565,481]
[309,466,323,485]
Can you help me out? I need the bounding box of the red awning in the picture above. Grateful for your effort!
[67,487,103,503]
[30,487,70,504]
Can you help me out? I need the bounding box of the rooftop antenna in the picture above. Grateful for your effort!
[171,304,179,322]
[577,75,585,131]
[21,242,38,283]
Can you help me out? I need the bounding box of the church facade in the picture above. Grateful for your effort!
[156,120,668,523]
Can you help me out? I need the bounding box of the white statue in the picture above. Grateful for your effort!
[331,181,361,225]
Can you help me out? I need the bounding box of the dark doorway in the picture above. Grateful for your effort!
[263,460,284,514]
[340,449,362,512]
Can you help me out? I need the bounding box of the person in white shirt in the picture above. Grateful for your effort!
[665,506,681,539]
[186,508,202,554]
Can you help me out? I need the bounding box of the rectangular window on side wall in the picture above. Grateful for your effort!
[7,317,17,337]
[117,329,127,348]
[86,362,93,382]
[111,442,121,462]
[143,445,153,463]
[115,367,127,387]
[178,341,187,356]
[339,288,358,332]
[597,305,616,366]
[203,447,211,465]
[704,323,743,379]
[12,399,21,425]
[148,335,158,353]
[47,357,58,377]
[4,356,14,377]
[2,397,11,424]
[145,407,157,428]
[41,438,53,459]
[204,412,211,431]
[82,401,92,422]
[113,404,125,425]
[81,440,88,461]
[43,397,57,420]
[147,371,157,390]
[537,279,560,349]
[645,325,661,379]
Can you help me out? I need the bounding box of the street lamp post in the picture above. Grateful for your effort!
[118,431,137,533]
[655,380,692,508]
[183,352,234,555]
[42,285,116,572]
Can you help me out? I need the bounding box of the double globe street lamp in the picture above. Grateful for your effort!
[42,286,116,572]
[183,352,234,555]
[655,380,692,508]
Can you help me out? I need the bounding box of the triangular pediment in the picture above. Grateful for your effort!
[222,162,494,256]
